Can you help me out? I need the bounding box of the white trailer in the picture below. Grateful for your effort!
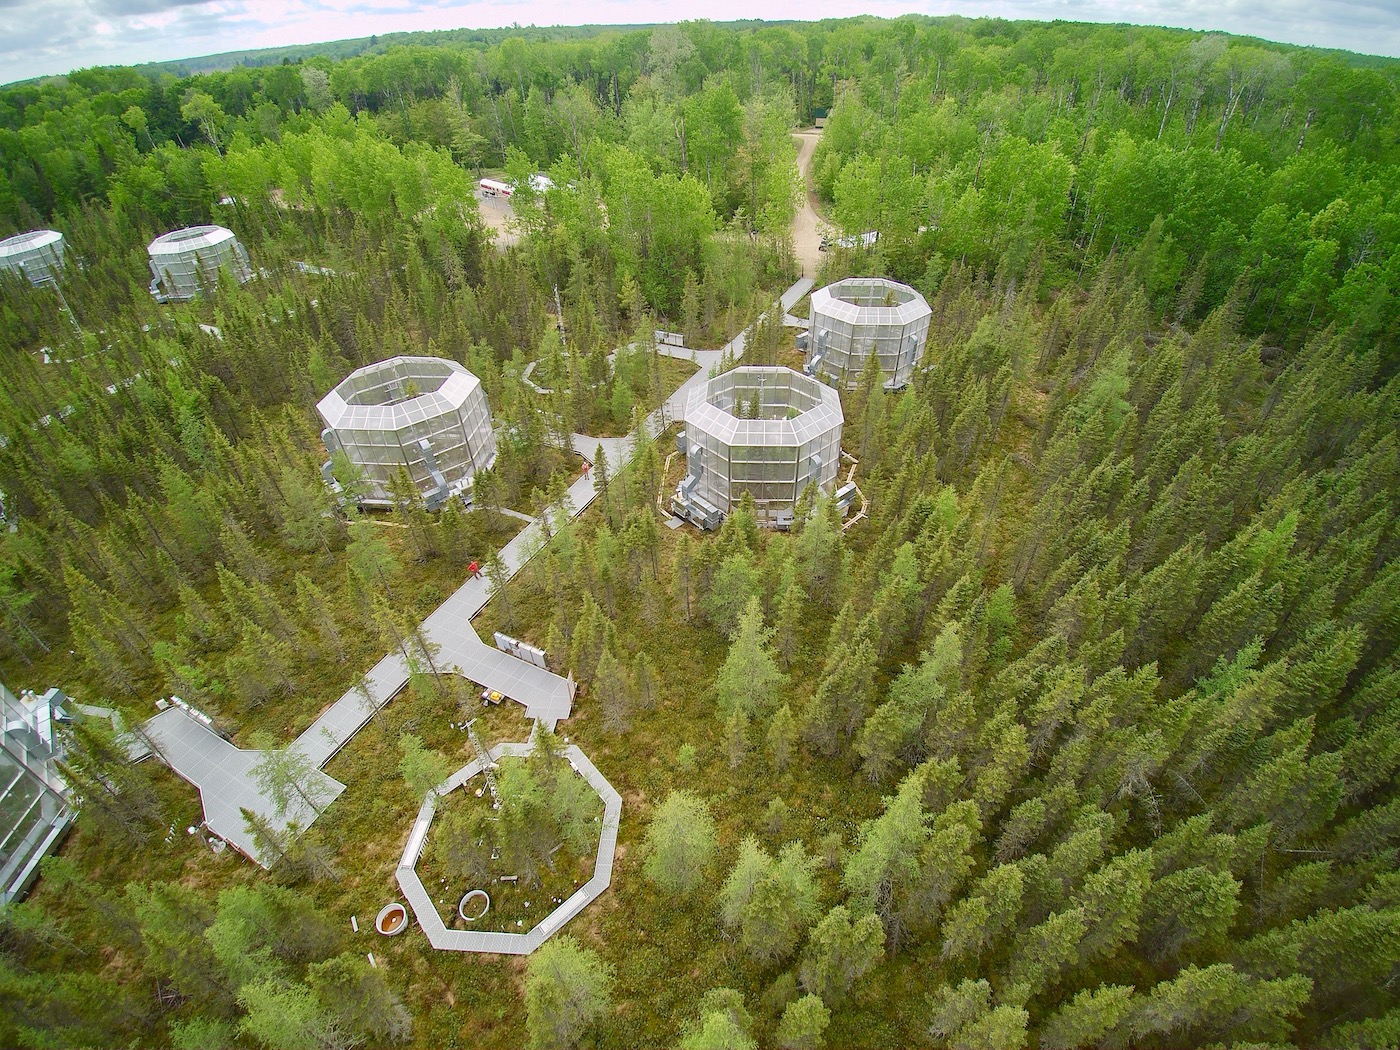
[479,178,514,198]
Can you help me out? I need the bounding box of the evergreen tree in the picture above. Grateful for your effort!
[705,553,762,637]
[776,995,831,1050]
[941,863,1024,962]
[593,443,615,528]
[803,638,878,757]
[767,704,799,774]
[307,952,412,1046]
[1007,906,1087,998]
[1127,964,1311,1045]
[718,838,821,963]
[58,715,168,844]
[237,978,335,1050]
[644,790,717,895]
[397,733,454,797]
[346,522,399,595]
[927,979,990,1045]
[633,650,660,710]
[673,532,696,621]
[681,988,757,1050]
[1073,848,1153,962]
[714,596,786,719]
[293,574,344,660]
[1140,865,1241,961]
[1039,985,1136,1050]
[524,935,614,1050]
[726,704,751,770]
[248,739,336,819]
[128,882,236,1014]
[595,646,633,732]
[773,579,805,669]
[842,767,929,948]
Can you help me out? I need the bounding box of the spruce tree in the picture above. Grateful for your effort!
[800,907,884,1008]
[767,704,798,774]
[524,936,613,1050]
[714,596,786,720]
[776,995,830,1050]
[643,790,717,896]
[594,646,633,733]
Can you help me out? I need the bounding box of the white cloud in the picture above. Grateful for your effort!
[2,0,1397,85]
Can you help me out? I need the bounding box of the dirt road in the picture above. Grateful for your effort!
[791,128,825,277]
[474,188,521,249]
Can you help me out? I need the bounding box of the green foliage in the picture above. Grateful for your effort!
[941,863,1024,962]
[714,596,786,719]
[493,748,603,887]
[1039,984,1136,1050]
[397,732,454,797]
[2,14,1399,1050]
[170,1017,241,1050]
[798,906,885,1007]
[705,555,762,638]
[717,838,821,962]
[776,994,831,1050]
[927,979,990,1044]
[237,979,330,1050]
[643,790,717,895]
[525,935,614,1050]
[248,738,337,819]
[681,988,756,1050]
[767,703,799,773]
[307,953,412,1046]
[841,769,925,886]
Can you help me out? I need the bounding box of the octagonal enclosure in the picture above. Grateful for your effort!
[0,230,65,287]
[317,356,497,509]
[396,739,621,955]
[673,366,843,529]
[147,225,252,302]
[806,277,931,390]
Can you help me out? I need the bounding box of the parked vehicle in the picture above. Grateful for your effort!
[819,230,879,251]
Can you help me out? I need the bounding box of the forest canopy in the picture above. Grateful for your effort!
[0,14,1397,1050]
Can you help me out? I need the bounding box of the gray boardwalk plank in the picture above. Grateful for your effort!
[142,708,344,868]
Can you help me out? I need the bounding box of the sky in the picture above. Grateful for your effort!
[2,0,1398,85]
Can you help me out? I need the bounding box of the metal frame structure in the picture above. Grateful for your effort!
[673,366,843,529]
[0,683,71,903]
[317,356,497,510]
[147,225,252,303]
[806,277,932,390]
[0,230,65,287]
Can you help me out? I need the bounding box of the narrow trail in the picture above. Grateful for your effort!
[790,128,826,278]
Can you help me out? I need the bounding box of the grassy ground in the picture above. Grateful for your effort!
[777,342,808,374]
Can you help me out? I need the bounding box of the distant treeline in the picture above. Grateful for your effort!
[2,16,1397,354]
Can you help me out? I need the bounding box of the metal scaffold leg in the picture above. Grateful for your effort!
[465,720,500,808]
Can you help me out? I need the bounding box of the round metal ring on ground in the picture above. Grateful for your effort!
[459,890,490,922]
[376,902,409,936]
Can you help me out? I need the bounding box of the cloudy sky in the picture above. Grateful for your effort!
[3,0,1398,85]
